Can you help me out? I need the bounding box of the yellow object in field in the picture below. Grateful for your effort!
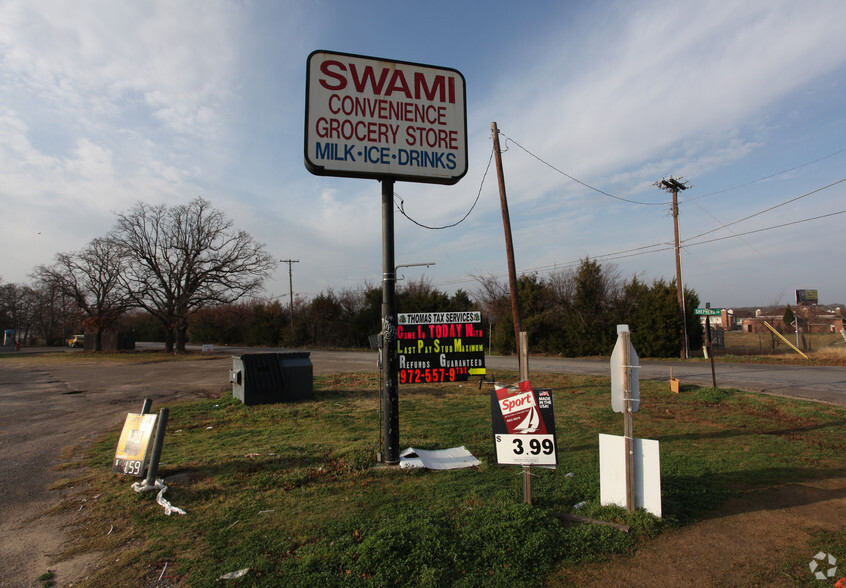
[669,368,680,394]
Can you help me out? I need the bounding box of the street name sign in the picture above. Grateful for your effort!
[694,308,722,316]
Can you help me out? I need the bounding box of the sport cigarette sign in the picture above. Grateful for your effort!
[491,381,558,466]
[305,50,467,184]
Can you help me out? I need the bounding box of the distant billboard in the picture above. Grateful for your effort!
[795,289,818,305]
[305,50,467,185]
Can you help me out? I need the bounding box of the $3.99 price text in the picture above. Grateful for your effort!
[503,436,554,456]
[399,367,465,383]
[493,434,557,466]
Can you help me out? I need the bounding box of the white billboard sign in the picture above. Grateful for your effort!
[599,433,662,518]
[305,50,467,185]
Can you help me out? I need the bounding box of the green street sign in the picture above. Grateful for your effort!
[694,308,722,316]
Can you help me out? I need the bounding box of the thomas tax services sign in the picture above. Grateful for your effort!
[305,50,467,184]
[396,311,485,383]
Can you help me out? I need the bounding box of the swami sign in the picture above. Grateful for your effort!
[305,50,467,184]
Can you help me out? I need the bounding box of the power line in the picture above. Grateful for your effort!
[428,208,846,290]
[683,177,845,242]
[686,147,846,202]
[394,142,495,230]
[290,200,844,297]
[683,209,846,247]
[497,131,671,206]
[687,196,791,281]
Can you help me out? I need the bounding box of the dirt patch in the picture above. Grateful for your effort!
[555,476,846,586]
[0,354,232,587]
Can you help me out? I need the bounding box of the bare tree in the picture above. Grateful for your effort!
[0,281,36,344]
[471,274,510,322]
[33,238,132,350]
[111,197,276,352]
[27,274,73,346]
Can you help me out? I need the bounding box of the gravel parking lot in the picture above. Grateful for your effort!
[0,353,235,586]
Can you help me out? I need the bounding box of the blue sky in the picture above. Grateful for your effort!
[2,0,845,309]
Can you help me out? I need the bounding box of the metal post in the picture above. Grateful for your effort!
[518,331,529,383]
[141,398,152,415]
[488,315,492,356]
[705,304,717,388]
[491,122,523,356]
[144,407,169,486]
[519,331,531,505]
[381,179,400,465]
[622,329,635,513]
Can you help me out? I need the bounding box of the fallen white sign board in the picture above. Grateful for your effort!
[399,446,480,470]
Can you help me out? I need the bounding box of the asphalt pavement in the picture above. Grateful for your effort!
[139,343,846,405]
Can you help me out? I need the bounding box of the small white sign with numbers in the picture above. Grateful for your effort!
[494,434,557,466]
[113,413,158,477]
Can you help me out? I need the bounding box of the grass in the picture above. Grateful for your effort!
[48,368,846,586]
[37,570,55,588]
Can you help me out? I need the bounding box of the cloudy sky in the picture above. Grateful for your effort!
[2,0,845,309]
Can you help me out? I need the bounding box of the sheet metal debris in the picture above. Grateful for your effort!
[399,446,480,470]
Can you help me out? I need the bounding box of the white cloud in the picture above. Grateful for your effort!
[1,0,844,307]
[0,0,242,140]
[482,0,846,206]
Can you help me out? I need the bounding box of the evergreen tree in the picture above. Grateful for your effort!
[565,259,615,355]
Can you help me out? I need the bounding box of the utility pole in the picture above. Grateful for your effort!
[656,177,690,359]
[491,122,524,356]
[280,259,299,337]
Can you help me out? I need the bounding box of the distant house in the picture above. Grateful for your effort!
[739,306,844,335]
[696,308,736,330]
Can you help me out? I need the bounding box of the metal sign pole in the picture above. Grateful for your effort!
[622,329,635,513]
[381,178,400,465]
[706,315,717,388]
[144,407,169,486]
[519,331,531,505]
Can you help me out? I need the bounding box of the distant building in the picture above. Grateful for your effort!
[740,306,844,334]
[696,308,736,330]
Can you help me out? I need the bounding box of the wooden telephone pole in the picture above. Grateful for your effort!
[491,122,524,356]
[280,259,299,337]
[492,122,533,504]
[656,177,690,359]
